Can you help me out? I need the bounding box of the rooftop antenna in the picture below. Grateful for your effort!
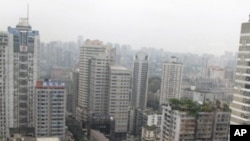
[27,4,29,23]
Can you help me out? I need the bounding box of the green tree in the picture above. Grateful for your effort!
[148,77,161,93]
[66,116,86,141]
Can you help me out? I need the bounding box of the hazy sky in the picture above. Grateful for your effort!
[1,0,250,55]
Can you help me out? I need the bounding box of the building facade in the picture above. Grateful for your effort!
[161,100,230,141]
[88,49,115,115]
[231,16,250,125]
[131,51,149,109]
[0,18,39,139]
[34,80,66,140]
[141,125,160,141]
[71,70,79,117]
[109,65,130,139]
[160,56,183,105]
[140,109,161,141]
[77,39,107,126]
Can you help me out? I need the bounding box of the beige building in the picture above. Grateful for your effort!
[34,80,66,140]
[160,56,183,105]
[77,39,107,126]
[161,99,230,141]
[88,46,115,115]
[140,109,161,141]
[108,65,130,134]
[141,125,160,141]
[231,16,250,125]
[208,66,224,80]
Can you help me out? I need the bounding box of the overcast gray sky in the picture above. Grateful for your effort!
[0,0,250,55]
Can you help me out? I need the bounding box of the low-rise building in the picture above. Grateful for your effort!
[141,109,162,128]
[34,80,66,140]
[160,99,230,141]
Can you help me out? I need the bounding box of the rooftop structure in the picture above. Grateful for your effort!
[35,80,65,89]
[168,98,230,113]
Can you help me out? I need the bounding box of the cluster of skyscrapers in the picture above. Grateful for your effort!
[1,13,250,141]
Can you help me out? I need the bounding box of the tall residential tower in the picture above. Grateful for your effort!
[231,16,250,124]
[131,51,149,109]
[77,40,107,127]
[0,18,39,139]
[160,56,183,105]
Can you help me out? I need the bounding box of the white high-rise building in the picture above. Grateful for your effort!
[77,39,107,126]
[231,16,250,125]
[87,45,130,138]
[131,51,149,109]
[88,47,115,114]
[160,56,183,105]
[109,65,130,134]
[34,80,66,140]
[0,18,39,139]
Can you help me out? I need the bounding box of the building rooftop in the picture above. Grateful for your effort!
[110,65,128,71]
[36,137,60,141]
[35,80,65,89]
[16,18,31,27]
[164,61,183,65]
[183,87,210,93]
[142,108,161,115]
[168,98,230,116]
[143,125,157,131]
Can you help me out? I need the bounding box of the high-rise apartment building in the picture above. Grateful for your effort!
[131,51,149,109]
[161,99,230,141]
[34,80,66,140]
[88,49,115,115]
[160,56,183,105]
[0,18,39,139]
[77,39,107,126]
[231,16,250,125]
[109,65,130,139]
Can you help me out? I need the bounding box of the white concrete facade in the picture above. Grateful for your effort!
[160,57,183,105]
[231,18,250,125]
[109,65,130,133]
[0,18,39,140]
[34,80,66,140]
[77,39,106,123]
